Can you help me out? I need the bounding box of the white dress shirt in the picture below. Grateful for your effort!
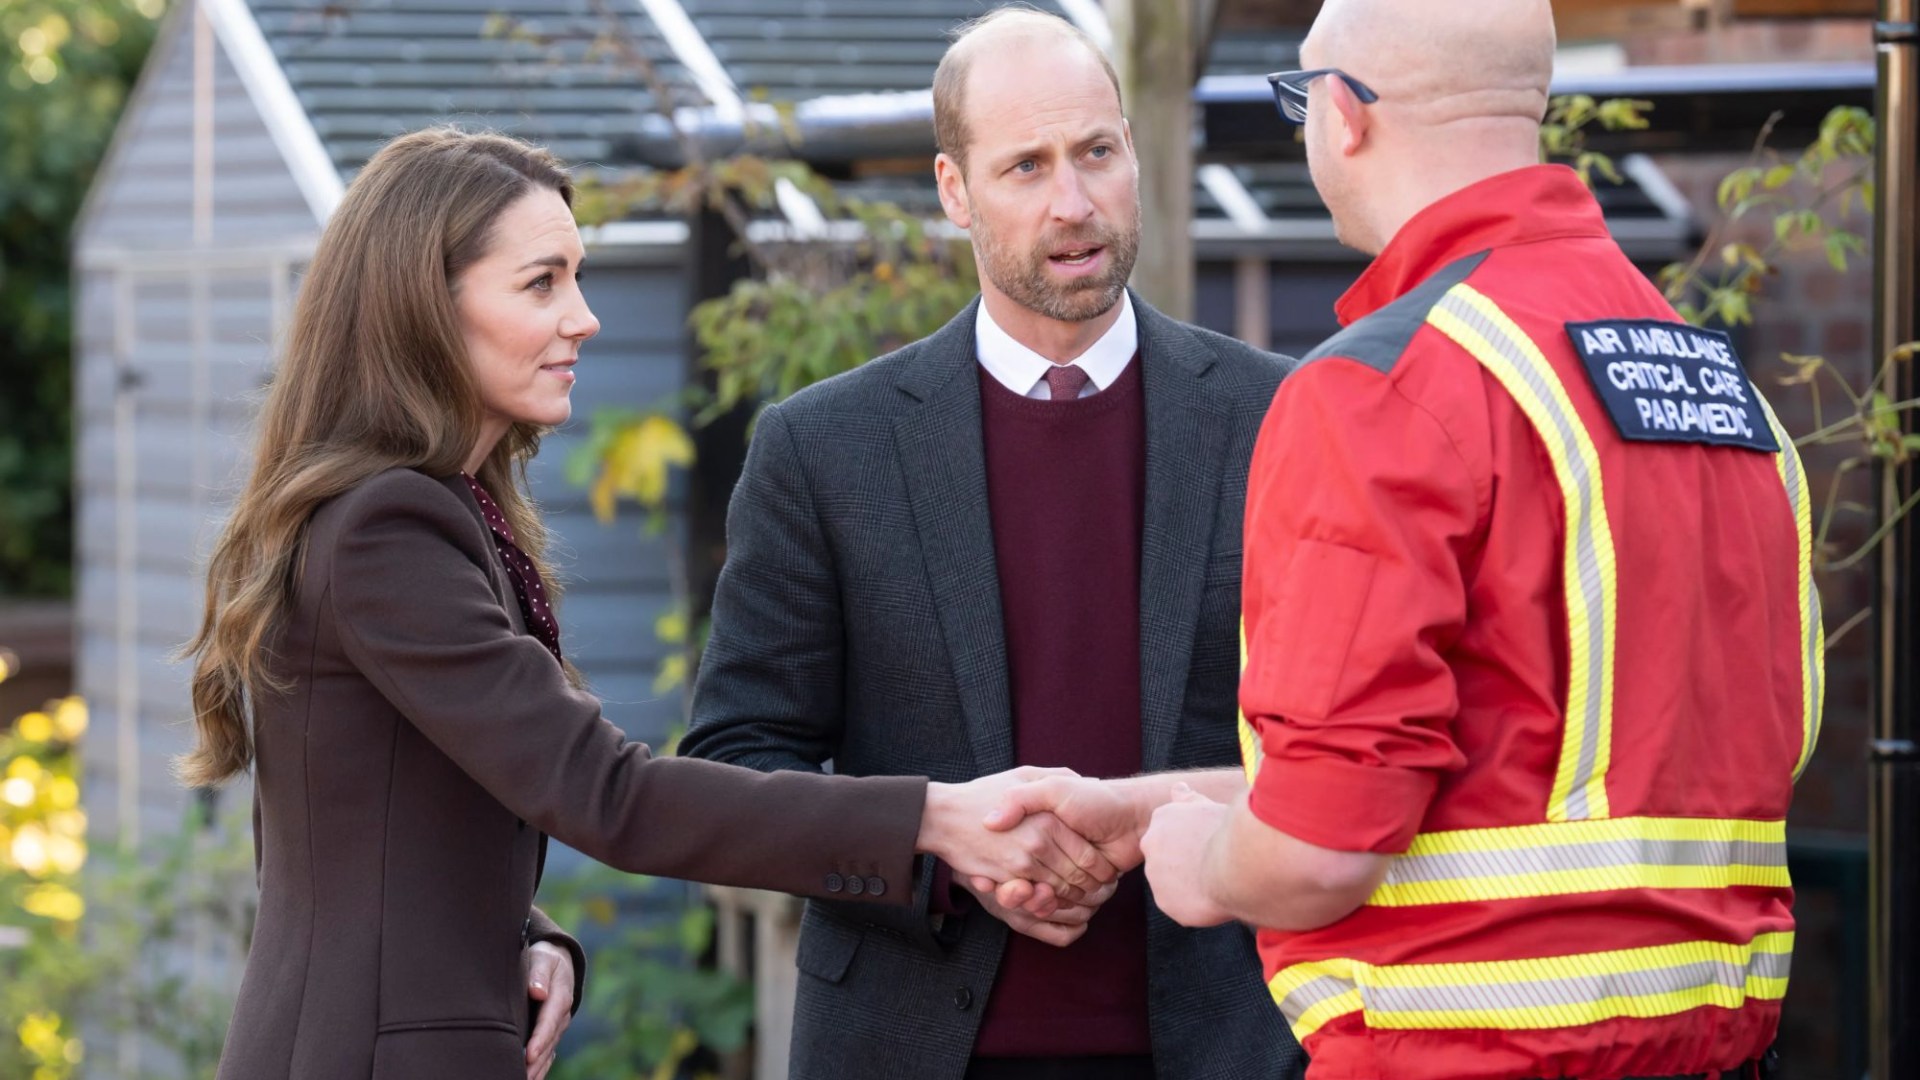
[974,292,1138,400]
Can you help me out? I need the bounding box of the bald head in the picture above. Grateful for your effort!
[1296,0,1555,255]
[933,8,1120,176]
[1304,0,1555,129]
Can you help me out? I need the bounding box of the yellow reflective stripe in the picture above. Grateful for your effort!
[1427,284,1620,821]
[1754,394,1825,781]
[1237,619,1262,784]
[1271,932,1793,1039]
[1367,816,1789,905]
[1268,959,1365,1040]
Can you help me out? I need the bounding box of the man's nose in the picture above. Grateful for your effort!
[1049,168,1095,224]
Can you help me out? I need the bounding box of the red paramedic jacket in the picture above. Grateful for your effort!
[1241,166,1819,1080]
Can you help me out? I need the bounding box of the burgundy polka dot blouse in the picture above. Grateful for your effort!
[460,473,563,664]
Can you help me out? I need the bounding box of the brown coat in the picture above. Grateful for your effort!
[216,468,927,1080]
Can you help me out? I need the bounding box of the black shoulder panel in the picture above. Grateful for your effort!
[1300,250,1491,374]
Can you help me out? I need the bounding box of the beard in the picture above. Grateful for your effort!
[969,193,1142,323]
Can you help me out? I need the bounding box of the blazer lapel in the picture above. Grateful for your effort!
[893,299,1017,775]
[1135,295,1233,770]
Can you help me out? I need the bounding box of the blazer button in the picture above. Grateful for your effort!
[953,987,973,1011]
[825,873,845,893]
[865,876,886,897]
[846,876,866,896]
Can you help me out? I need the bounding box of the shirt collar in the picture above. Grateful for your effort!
[1335,165,1614,326]
[974,291,1138,397]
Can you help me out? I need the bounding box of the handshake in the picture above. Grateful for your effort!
[912,767,1240,946]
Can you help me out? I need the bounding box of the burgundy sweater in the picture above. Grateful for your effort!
[971,356,1151,1058]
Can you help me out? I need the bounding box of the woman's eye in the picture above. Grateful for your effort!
[529,273,553,291]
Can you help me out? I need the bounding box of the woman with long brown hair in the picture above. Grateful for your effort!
[183,127,1120,1080]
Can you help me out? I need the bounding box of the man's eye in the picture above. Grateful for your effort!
[1015,160,1037,174]
[1090,146,1110,159]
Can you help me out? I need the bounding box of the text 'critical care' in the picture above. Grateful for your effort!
[1566,319,1780,454]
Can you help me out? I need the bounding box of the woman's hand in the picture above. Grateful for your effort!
[524,941,576,1080]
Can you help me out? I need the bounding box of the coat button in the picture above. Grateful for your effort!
[846,876,866,896]
[865,876,886,897]
[825,873,844,893]
[953,987,973,1011]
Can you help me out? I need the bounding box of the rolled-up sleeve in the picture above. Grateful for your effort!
[1241,357,1477,854]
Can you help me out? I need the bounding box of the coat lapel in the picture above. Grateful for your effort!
[1135,296,1233,770]
[893,300,1017,775]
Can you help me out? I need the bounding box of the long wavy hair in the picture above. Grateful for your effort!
[179,127,577,788]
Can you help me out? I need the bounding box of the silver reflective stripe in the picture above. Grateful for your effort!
[1276,974,1355,1027]
[1764,399,1825,777]
[1384,837,1785,885]
[1431,290,1611,820]
[1363,951,1793,1016]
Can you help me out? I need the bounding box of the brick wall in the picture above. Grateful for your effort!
[1625,16,1874,65]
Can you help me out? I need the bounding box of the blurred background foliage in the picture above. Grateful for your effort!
[2,686,259,1080]
[0,0,163,598]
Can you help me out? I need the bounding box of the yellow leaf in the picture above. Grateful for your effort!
[45,776,78,810]
[47,834,85,875]
[652,654,688,696]
[49,809,86,838]
[604,415,694,510]
[590,471,618,525]
[7,755,43,782]
[21,883,84,922]
[16,711,53,743]
[51,698,86,740]
[10,824,51,875]
[19,1013,65,1061]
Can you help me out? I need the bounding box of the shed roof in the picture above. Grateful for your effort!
[181,0,1696,252]
[250,0,702,172]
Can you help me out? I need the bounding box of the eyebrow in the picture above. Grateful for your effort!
[516,254,578,272]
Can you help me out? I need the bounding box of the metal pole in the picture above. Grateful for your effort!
[1869,2,1919,1078]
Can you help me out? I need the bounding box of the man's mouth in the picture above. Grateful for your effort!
[1049,245,1104,266]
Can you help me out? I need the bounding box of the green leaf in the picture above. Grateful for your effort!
[1763,164,1796,190]
[1826,233,1852,272]
[1719,167,1761,212]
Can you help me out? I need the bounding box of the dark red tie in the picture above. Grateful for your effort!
[460,473,563,664]
[1045,365,1091,401]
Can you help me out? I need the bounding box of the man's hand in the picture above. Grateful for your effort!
[976,774,1149,913]
[1140,784,1235,928]
[918,767,1120,902]
[524,941,575,1080]
[963,875,1118,948]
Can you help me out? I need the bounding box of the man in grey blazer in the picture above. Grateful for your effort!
[682,9,1304,1080]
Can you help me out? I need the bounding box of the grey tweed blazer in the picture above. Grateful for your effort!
[682,293,1306,1080]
